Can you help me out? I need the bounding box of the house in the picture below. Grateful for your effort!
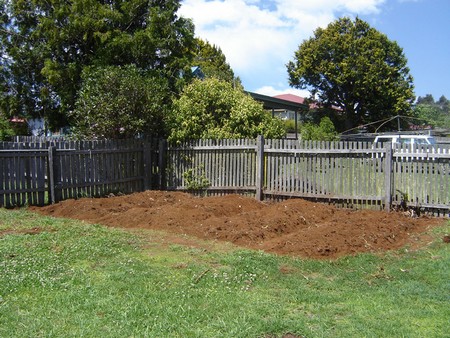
[247,92,308,139]
[271,94,315,121]
[247,92,308,120]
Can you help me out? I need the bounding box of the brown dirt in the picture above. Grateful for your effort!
[30,190,444,259]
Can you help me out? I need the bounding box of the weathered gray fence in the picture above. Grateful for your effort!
[165,138,258,194]
[263,138,390,208]
[165,136,450,215]
[391,144,450,211]
[1,136,449,215]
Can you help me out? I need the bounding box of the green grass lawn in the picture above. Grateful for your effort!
[0,208,449,338]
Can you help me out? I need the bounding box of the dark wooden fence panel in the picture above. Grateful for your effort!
[1,138,159,207]
[0,142,49,207]
[52,139,147,199]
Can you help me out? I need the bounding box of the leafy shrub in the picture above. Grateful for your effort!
[169,78,285,142]
[300,116,338,141]
[0,114,14,140]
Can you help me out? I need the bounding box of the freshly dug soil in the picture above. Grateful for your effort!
[31,190,443,259]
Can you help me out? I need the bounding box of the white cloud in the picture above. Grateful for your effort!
[254,85,311,98]
[179,0,385,93]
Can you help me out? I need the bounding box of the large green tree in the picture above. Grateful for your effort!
[1,0,41,121]
[191,38,240,85]
[287,17,415,132]
[169,78,285,142]
[70,65,169,139]
[0,0,195,130]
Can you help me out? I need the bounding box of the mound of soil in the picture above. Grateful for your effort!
[31,191,442,259]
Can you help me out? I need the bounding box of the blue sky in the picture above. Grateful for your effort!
[179,0,449,101]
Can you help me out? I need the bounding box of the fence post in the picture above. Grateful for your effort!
[384,144,393,211]
[158,139,167,190]
[256,135,265,201]
[48,146,56,204]
[143,139,152,191]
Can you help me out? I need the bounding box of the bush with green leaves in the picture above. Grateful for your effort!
[300,116,338,141]
[283,119,300,133]
[169,78,285,142]
[70,65,170,139]
[413,95,450,129]
[0,114,14,140]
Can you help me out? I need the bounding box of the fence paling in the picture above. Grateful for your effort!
[166,139,258,194]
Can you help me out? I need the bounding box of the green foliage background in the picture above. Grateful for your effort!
[0,0,195,130]
[169,78,285,142]
[1,2,447,139]
[192,38,239,85]
[300,116,339,141]
[413,95,450,129]
[0,114,14,140]
[70,65,169,139]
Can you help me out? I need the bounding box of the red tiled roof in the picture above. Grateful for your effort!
[274,94,306,104]
[274,93,342,111]
[274,94,321,109]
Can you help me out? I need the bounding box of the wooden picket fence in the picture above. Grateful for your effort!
[0,138,159,207]
[165,137,450,215]
[165,138,258,194]
[1,136,450,215]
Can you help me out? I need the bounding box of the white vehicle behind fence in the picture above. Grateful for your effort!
[372,134,438,158]
[373,134,436,147]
